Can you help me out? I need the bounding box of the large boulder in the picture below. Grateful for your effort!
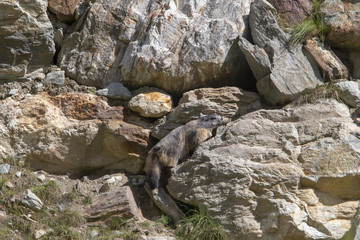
[0,0,55,81]
[239,0,323,105]
[0,93,150,174]
[319,0,360,50]
[58,0,255,94]
[168,99,360,240]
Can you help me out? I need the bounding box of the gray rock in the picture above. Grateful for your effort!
[168,99,360,240]
[243,0,322,105]
[21,189,43,211]
[96,82,132,100]
[8,89,19,96]
[44,71,65,85]
[0,0,55,81]
[0,163,10,174]
[58,0,254,94]
[334,81,360,108]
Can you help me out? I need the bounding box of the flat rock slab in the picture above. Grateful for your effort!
[83,186,143,221]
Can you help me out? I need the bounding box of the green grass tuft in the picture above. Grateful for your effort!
[289,0,328,46]
[176,208,227,240]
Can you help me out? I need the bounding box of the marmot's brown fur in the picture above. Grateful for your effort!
[144,114,223,189]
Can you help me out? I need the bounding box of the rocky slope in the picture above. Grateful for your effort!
[1,0,360,239]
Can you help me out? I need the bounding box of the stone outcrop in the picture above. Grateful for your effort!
[240,0,323,105]
[58,0,255,94]
[0,0,55,81]
[0,93,150,174]
[168,99,360,240]
[152,87,262,139]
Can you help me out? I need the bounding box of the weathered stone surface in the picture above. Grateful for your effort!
[0,163,10,174]
[83,186,143,221]
[152,87,262,139]
[334,81,360,108]
[21,189,43,211]
[96,82,132,100]
[0,0,55,81]
[304,38,349,81]
[0,93,150,174]
[320,0,360,49]
[44,71,65,86]
[168,99,360,240]
[244,0,322,105]
[58,0,255,94]
[49,93,124,120]
[128,88,172,118]
[48,0,82,23]
[268,0,313,25]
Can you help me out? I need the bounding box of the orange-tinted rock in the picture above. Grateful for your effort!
[49,93,124,120]
[128,88,172,118]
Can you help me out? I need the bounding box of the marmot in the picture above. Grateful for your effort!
[145,114,223,189]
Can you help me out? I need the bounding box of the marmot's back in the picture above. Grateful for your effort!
[145,114,223,190]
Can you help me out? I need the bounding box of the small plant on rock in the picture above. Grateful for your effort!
[289,0,328,46]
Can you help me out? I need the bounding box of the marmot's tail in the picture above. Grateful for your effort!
[147,157,162,190]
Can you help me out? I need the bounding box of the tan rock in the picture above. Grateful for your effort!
[128,88,172,118]
[0,93,150,175]
[304,38,349,81]
[83,186,143,221]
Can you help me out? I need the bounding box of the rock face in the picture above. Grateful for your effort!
[152,87,262,139]
[168,99,360,240]
[268,0,313,25]
[0,93,150,174]
[0,0,55,81]
[334,81,360,108]
[58,0,255,94]
[240,0,322,105]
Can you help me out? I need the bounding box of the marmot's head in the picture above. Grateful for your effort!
[197,114,223,128]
